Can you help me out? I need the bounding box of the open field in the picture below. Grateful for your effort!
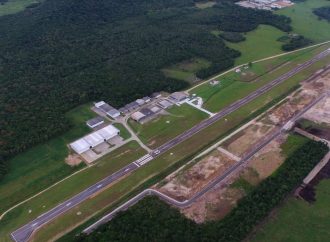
[251,179,330,242]
[162,58,211,83]
[226,25,285,65]
[20,55,330,241]
[0,104,97,215]
[129,103,209,148]
[0,0,40,16]
[0,141,146,241]
[277,0,330,43]
[190,43,330,113]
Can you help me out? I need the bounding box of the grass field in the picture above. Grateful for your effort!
[128,104,209,148]
[0,0,40,16]
[0,141,146,241]
[190,44,330,113]
[8,52,329,241]
[0,104,97,215]
[113,123,131,140]
[251,179,330,242]
[226,25,285,65]
[162,58,211,83]
[277,0,330,43]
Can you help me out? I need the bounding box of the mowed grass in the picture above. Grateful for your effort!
[0,104,96,215]
[226,25,285,65]
[0,0,40,16]
[22,54,330,241]
[277,0,330,43]
[113,123,131,140]
[251,179,330,242]
[128,104,209,148]
[190,44,330,113]
[0,141,146,241]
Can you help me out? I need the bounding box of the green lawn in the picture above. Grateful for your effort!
[226,25,285,65]
[252,179,330,242]
[0,0,41,16]
[113,123,131,140]
[0,141,146,241]
[128,104,209,148]
[0,104,97,215]
[190,43,330,113]
[277,0,330,43]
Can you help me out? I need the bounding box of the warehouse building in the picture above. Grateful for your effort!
[70,124,120,154]
[158,100,173,109]
[95,101,120,119]
[169,92,188,103]
[86,116,104,129]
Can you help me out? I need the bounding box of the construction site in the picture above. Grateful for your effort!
[155,67,330,223]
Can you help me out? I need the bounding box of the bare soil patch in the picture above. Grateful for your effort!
[158,149,235,201]
[65,154,83,166]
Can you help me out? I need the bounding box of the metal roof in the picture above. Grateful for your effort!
[86,116,104,127]
[70,124,119,154]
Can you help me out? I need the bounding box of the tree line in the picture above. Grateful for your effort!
[73,140,328,242]
[0,0,292,180]
[313,6,330,22]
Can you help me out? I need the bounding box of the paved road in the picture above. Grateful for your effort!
[83,93,326,234]
[11,48,330,242]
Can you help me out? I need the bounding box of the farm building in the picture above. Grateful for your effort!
[86,116,104,128]
[70,124,120,154]
[169,92,188,103]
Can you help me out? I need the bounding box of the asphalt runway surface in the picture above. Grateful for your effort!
[11,48,330,242]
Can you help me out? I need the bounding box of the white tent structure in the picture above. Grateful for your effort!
[70,124,120,154]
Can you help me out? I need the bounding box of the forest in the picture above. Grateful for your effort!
[0,0,292,180]
[314,6,330,21]
[73,140,328,242]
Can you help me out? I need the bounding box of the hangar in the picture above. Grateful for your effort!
[70,124,120,154]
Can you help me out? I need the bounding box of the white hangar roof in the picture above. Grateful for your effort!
[70,124,120,154]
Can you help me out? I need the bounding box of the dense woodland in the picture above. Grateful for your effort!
[314,6,330,21]
[73,140,328,242]
[0,0,292,180]
[281,35,312,51]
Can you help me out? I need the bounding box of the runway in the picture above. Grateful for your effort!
[11,48,330,242]
[83,93,326,234]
